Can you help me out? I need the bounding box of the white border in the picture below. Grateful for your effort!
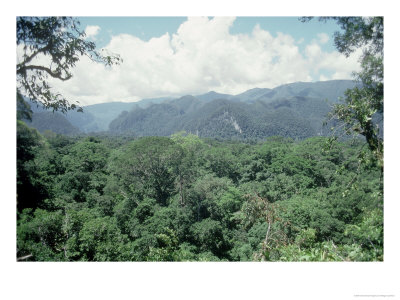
[1,1,399,299]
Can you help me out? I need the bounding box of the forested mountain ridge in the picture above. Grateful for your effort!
[21,80,357,139]
[66,97,173,132]
[248,80,357,103]
[22,100,81,135]
[109,80,357,139]
[22,97,173,134]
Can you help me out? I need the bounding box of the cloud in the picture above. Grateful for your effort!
[45,17,363,106]
[319,74,330,81]
[305,40,362,80]
[317,33,329,44]
[84,25,101,40]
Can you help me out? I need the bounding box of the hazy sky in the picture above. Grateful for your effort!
[43,17,363,105]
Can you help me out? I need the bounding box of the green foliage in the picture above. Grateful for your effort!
[191,219,228,257]
[16,133,382,261]
[344,208,383,260]
[17,17,122,113]
[277,195,342,242]
[57,138,110,202]
[147,228,180,261]
[203,146,241,183]
[78,216,128,261]
[186,174,233,222]
[17,209,65,261]
[303,17,384,169]
[17,121,49,210]
[17,92,33,121]
[109,137,180,206]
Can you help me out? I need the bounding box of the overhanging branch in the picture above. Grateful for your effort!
[17,45,51,70]
[17,65,72,81]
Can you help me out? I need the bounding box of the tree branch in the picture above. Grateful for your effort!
[17,45,51,69]
[18,65,72,81]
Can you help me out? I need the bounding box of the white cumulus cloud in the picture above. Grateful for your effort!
[45,17,362,106]
[84,25,101,40]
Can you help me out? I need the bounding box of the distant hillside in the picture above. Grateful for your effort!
[253,80,357,103]
[109,96,202,136]
[21,99,80,135]
[66,102,136,132]
[231,87,272,102]
[109,96,332,140]
[26,111,80,135]
[179,96,333,139]
[194,91,233,102]
[19,80,358,139]
[109,80,357,140]
[66,97,172,132]
[70,80,357,134]
[21,97,173,134]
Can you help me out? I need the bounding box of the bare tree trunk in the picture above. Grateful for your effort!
[63,212,70,260]
[179,174,184,206]
[17,254,33,261]
[260,221,272,261]
[263,221,271,251]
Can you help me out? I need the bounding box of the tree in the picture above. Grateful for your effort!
[170,132,206,205]
[17,208,65,261]
[301,17,383,169]
[78,216,128,261]
[191,219,227,257]
[17,92,33,121]
[17,17,122,113]
[109,137,179,206]
[57,137,110,203]
[17,121,46,210]
[239,193,288,261]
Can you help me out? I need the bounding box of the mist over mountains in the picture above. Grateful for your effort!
[22,80,357,139]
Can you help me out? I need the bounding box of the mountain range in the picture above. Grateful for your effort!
[21,80,358,139]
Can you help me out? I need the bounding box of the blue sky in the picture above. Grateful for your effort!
[41,16,363,105]
[78,16,340,52]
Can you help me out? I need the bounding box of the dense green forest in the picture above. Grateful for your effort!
[17,122,383,261]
